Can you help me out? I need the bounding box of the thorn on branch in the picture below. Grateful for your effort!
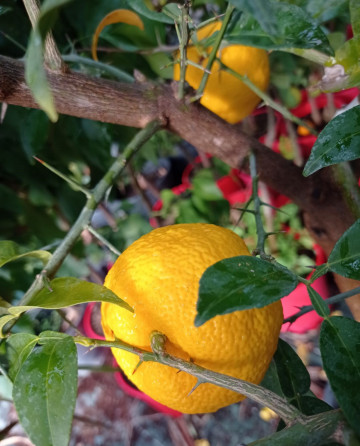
[187,379,203,397]
[132,358,144,375]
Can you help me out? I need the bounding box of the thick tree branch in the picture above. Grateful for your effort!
[1,54,359,318]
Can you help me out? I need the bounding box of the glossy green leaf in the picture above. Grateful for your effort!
[273,338,310,399]
[6,333,38,382]
[8,277,133,315]
[225,1,331,53]
[327,219,360,280]
[13,335,77,446]
[128,0,173,24]
[229,0,278,35]
[0,240,51,268]
[25,0,74,122]
[195,256,298,326]
[307,285,330,318]
[320,316,360,436]
[303,106,360,176]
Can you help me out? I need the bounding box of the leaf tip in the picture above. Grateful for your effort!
[194,313,205,328]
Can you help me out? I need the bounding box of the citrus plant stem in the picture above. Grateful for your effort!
[283,285,360,324]
[176,1,191,100]
[249,153,268,258]
[18,120,163,307]
[61,54,134,83]
[196,3,235,99]
[222,64,317,135]
[74,335,305,424]
[87,226,122,257]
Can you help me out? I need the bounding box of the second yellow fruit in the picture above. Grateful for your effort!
[174,22,270,123]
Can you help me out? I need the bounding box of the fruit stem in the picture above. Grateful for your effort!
[17,120,163,308]
[74,335,306,424]
[221,64,317,136]
[196,3,235,100]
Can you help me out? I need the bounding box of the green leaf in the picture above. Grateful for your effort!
[304,105,360,176]
[261,359,285,397]
[0,315,18,338]
[38,330,69,343]
[25,0,74,122]
[295,395,332,416]
[305,0,348,24]
[13,335,78,446]
[273,338,310,400]
[192,169,224,201]
[320,316,360,436]
[327,219,360,280]
[6,333,38,382]
[0,240,51,268]
[9,277,133,315]
[128,0,173,24]
[225,1,332,53]
[20,110,50,161]
[195,256,298,326]
[161,3,181,22]
[229,0,278,35]
[307,285,330,318]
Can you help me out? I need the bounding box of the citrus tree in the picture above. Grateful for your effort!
[0,0,360,444]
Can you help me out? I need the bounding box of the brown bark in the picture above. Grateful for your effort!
[0,55,359,318]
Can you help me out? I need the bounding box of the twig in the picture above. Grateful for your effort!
[176,1,191,100]
[195,3,235,99]
[249,153,268,258]
[74,335,305,425]
[249,152,311,285]
[33,156,91,198]
[87,226,121,257]
[283,285,360,324]
[22,0,66,72]
[221,64,317,136]
[18,120,163,307]
[62,54,134,82]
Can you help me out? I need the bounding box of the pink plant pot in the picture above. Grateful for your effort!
[81,302,182,417]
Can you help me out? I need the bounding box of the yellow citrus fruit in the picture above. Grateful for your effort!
[101,223,283,414]
[173,22,270,124]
